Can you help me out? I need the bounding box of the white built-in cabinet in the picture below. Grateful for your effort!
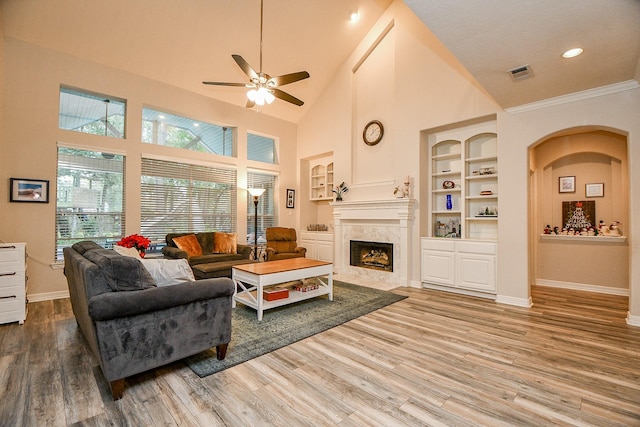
[310,157,334,201]
[299,231,333,263]
[0,243,27,324]
[422,119,497,297]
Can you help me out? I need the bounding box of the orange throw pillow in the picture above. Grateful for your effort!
[172,234,203,258]
[213,232,237,254]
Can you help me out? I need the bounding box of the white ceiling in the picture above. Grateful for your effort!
[403,0,640,108]
[3,0,640,122]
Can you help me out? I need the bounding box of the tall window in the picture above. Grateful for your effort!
[59,87,126,138]
[142,108,235,156]
[247,171,278,244]
[141,158,237,249]
[56,147,125,260]
[247,133,277,164]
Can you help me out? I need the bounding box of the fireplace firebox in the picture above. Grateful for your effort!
[349,240,393,272]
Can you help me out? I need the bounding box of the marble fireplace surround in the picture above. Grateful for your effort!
[331,199,415,286]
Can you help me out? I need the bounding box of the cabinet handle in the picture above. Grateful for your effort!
[0,295,17,300]
[0,246,17,249]
[0,272,17,277]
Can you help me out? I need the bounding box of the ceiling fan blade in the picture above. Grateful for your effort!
[232,54,259,81]
[270,71,310,87]
[272,88,304,106]
[202,81,248,87]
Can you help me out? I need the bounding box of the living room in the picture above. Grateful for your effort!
[1,0,640,423]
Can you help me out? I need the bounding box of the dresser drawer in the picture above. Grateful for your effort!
[0,245,25,263]
[0,272,26,288]
[0,284,24,298]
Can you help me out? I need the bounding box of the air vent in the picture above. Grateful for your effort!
[507,64,533,82]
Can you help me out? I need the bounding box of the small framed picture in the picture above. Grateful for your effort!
[10,178,50,203]
[286,188,295,209]
[559,176,575,193]
[585,183,604,198]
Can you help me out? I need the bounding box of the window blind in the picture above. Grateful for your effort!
[247,171,278,245]
[141,158,237,250]
[56,148,125,260]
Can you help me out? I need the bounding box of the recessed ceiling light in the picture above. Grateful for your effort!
[349,11,359,23]
[563,48,583,59]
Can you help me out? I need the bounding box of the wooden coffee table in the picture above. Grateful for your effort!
[232,258,333,321]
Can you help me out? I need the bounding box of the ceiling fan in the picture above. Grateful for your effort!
[202,0,310,108]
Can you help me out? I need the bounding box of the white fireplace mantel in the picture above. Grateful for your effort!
[331,199,416,286]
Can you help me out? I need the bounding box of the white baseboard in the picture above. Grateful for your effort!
[536,279,629,296]
[495,294,533,308]
[627,312,640,327]
[28,290,70,303]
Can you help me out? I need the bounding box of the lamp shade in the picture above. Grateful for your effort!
[248,188,266,197]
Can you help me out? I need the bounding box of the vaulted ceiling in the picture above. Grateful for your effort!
[3,0,639,123]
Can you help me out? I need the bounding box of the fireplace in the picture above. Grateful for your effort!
[350,240,393,272]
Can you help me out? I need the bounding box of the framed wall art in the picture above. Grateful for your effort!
[558,176,575,193]
[9,178,50,203]
[286,188,295,209]
[585,183,604,198]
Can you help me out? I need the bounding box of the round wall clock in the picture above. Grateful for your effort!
[363,120,384,146]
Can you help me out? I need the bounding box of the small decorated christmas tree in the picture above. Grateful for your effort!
[564,201,592,230]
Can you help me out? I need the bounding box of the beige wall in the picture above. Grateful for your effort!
[0,38,298,300]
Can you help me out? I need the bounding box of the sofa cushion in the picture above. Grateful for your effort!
[140,258,195,287]
[213,232,237,254]
[172,234,203,258]
[72,241,103,255]
[84,249,157,292]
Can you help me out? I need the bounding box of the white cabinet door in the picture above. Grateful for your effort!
[299,239,316,260]
[421,249,455,286]
[455,252,496,292]
[316,241,333,262]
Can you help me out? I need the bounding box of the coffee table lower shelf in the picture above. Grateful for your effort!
[234,284,331,312]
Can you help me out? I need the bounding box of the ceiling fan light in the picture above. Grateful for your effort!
[264,91,275,104]
[247,89,258,102]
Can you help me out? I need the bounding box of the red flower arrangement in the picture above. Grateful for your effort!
[116,234,151,256]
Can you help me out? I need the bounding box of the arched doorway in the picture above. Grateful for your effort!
[529,127,629,306]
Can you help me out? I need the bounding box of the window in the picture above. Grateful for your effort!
[59,87,126,138]
[141,158,237,250]
[142,108,234,156]
[247,171,278,245]
[247,133,277,164]
[56,147,125,260]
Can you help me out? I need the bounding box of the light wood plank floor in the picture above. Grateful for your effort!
[1,286,639,426]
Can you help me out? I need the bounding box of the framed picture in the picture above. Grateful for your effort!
[286,188,295,209]
[562,200,595,229]
[559,176,575,193]
[585,183,604,198]
[10,178,50,203]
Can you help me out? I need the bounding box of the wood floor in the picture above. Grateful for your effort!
[1,285,639,426]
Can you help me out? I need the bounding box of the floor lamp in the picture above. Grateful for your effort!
[248,188,265,260]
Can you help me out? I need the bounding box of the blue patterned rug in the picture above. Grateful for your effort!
[185,281,406,377]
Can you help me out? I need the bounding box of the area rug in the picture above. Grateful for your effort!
[185,280,406,378]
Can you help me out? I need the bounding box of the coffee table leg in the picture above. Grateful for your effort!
[328,271,333,301]
[257,281,263,321]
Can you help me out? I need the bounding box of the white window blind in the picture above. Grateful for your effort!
[59,87,126,138]
[56,148,125,260]
[247,171,278,245]
[141,158,237,249]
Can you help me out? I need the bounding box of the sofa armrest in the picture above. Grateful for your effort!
[88,278,234,321]
[236,244,252,259]
[162,246,188,260]
[295,247,307,256]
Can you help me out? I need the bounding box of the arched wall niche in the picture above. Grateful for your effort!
[530,127,629,294]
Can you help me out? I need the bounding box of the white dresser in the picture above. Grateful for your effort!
[0,243,27,325]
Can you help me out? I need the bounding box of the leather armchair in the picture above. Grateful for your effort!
[265,227,306,261]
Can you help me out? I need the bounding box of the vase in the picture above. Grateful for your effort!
[446,194,452,210]
[336,196,342,201]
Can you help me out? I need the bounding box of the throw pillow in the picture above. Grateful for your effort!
[213,232,237,254]
[84,249,156,292]
[140,258,195,287]
[113,245,142,259]
[172,234,203,258]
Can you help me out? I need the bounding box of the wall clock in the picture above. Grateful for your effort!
[363,120,384,146]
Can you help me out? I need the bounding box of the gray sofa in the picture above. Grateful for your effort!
[162,232,256,279]
[63,241,234,400]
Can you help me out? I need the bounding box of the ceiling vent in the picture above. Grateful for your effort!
[507,64,533,82]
